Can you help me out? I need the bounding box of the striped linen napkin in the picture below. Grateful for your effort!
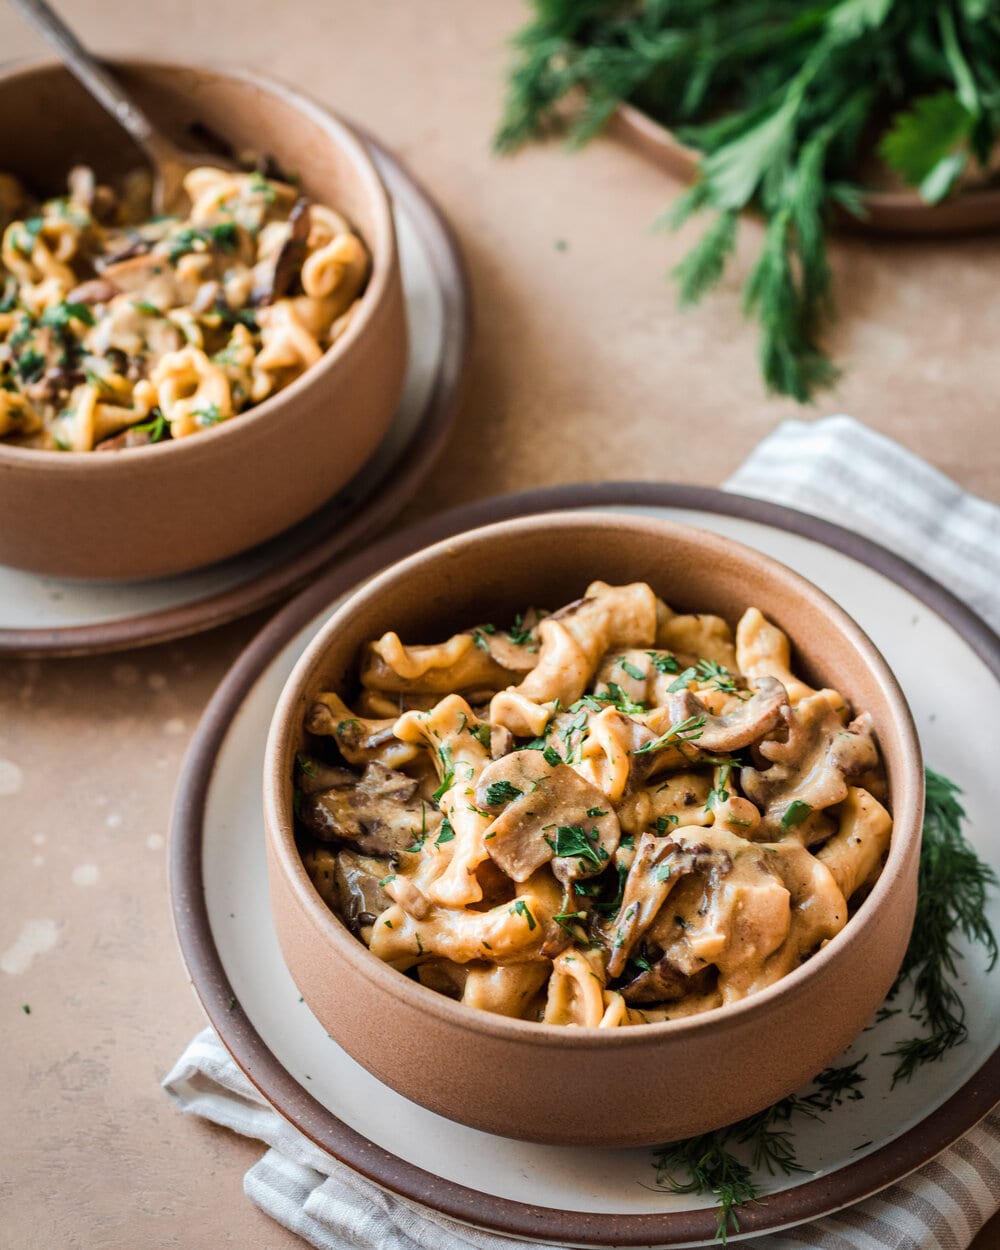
[164,415,1000,1250]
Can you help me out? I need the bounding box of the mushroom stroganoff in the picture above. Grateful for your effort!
[0,165,369,451]
[296,581,892,1027]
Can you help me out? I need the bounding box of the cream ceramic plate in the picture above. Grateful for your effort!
[0,142,470,657]
[171,485,1000,1248]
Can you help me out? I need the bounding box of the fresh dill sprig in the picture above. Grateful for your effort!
[651,762,996,1241]
[652,1060,866,1242]
[496,0,1000,401]
[884,767,998,1084]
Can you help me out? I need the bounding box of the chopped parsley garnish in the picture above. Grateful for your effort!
[470,722,492,749]
[620,834,635,849]
[434,817,455,846]
[132,299,161,317]
[11,216,43,257]
[655,814,679,833]
[587,806,608,818]
[41,300,95,329]
[248,171,277,203]
[620,659,646,681]
[596,861,630,915]
[553,909,588,933]
[542,744,563,767]
[667,666,698,692]
[695,658,740,694]
[706,763,735,812]
[510,899,536,930]
[405,802,428,852]
[193,402,223,427]
[485,780,523,805]
[548,824,607,867]
[781,799,813,828]
[206,221,239,250]
[130,410,171,443]
[15,349,45,383]
[508,613,534,646]
[655,863,673,881]
[647,650,680,675]
[295,753,317,777]
[432,745,454,802]
[0,277,18,314]
[634,715,706,755]
[378,874,397,887]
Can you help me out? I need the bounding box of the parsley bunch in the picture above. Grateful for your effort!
[497,0,1000,400]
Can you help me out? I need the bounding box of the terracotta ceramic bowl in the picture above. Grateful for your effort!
[263,513,923,1148]
[0,59,406,580]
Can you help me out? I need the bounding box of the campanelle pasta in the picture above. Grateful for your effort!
[0,165,369,451]
[295,582,892,1027]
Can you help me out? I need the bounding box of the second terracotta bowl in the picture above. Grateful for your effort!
[0,59,407,580]
[263,512,923,1148]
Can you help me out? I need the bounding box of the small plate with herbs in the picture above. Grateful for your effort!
[171,482,998,1248]
[497,1,1000,404]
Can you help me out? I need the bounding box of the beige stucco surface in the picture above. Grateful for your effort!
[0,3,996,1248]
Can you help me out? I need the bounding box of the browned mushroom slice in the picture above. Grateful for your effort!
[741,695,879,835]
[67,278,119,306]
[98,231,153,267]
[620,960,715,1005]
[94,426,157,452]
[665,675,787,753]
[299,761,429,856]
[254,196,311,306]
[604,835,731,977]
[475,753,620,884]
[329,848,391,936]
[305,692,420,769]
[295,755,357,796]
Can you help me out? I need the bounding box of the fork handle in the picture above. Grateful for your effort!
[8,0,175,163]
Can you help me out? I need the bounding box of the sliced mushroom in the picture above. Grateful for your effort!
[67,278,119,306]
[666,675,787,753]
[254,196,311,306]
[741,696,879,835]
[620,959,715,1005]
[95,426,157,452]
[295,755,357,796]
[305,691,420,770]
[298,761,429,856]
[475,752,620,884]
[604,835,731,977]
[329,848,391,937]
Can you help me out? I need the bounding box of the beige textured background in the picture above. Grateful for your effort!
[0,3,997,1248]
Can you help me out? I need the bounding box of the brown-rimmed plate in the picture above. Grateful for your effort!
[610,103,1000,236]
[0,138,470,658]
[170,483,999,1248]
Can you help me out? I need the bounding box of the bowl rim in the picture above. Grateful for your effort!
[263,508,925,1048]
[0,55,397,470]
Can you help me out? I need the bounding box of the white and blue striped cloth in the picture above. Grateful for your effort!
[164,417,1000,1250]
